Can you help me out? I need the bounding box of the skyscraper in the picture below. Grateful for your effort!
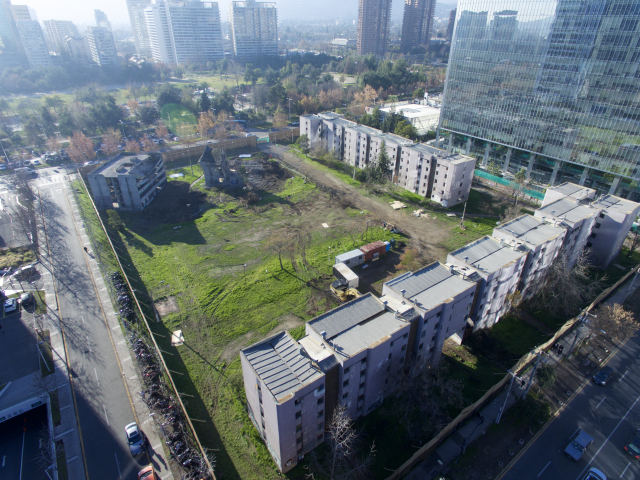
[228,0,278,59]
[0,0,27,53]
[95,10,112,31]
[439,0,640,200]
[356,0,391,56]
[145,0,223,65]
[42,20,79,52]
[86,26,119,67]
[126,0,152,57]
[400,0,436,53]
[446,8,456,42]
[15,20,50,69]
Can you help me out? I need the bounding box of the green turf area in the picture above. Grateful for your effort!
[166,164,204,185]
[161,103,197,132]
[488,313,549,357]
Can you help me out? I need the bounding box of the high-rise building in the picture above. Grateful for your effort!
[356,0,391,56]
[439,0,640,201]
[446,8,456,42]
[86,26,119,67]
[145,0,223,65]
[42,20,78,52]
[0,0,28,53]
[95,9,112,31]
[126,0,152,57]
[15,20,50,69]
[228,0,278,59]
[400,0,436,53]
[63,35,92,62]
[9,4,29,21]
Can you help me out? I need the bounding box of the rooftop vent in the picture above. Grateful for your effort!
[464,256,469,263]
[320,331,326,340]
[400,289,406,297]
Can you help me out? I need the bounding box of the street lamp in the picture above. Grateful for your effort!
[119,120,126,139]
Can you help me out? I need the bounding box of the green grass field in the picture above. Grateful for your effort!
[161,103,197,132]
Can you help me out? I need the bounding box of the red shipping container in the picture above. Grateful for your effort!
[359,240,387,261]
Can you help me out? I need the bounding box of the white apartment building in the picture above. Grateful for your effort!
[127,0,152,57]
[428,152,475,207]
[300,112,357,161]
[448,236,528,331]
[382,262,478,369]
[534,197,601,270]
[42,19,78,52]
[589,195,640,269]
[228,0,278,59]
[15,21,50,69]
[145,0,223,65]
[85,26,119,67]
[63,35,92,62]
[493,215,567,300]
[365,102,441,135]
[343,124,380,168]
[368,132,413,175]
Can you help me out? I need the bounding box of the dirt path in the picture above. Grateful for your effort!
[261,144,452,264]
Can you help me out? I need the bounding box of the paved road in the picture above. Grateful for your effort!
[501,333,640,480]
[0,166,158,480]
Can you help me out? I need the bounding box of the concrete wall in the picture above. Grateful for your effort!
[589,205,640,269]
[398,147,436,197]
[344,127,372,168]
[301,115,322,150]
[431,156,475,207]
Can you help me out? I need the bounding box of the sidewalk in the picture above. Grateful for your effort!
[64,174,175,480]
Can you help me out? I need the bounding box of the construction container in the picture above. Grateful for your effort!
[333,262,359,288]
[384,241,390,252]
[335,249,365,267]
[359,240,387,261]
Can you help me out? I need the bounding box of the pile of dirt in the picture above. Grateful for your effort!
[144,181,207,224]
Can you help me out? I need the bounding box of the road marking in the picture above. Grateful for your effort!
[86,336,91,353]
[620,370,629,382]
[114,452,121,479]
[577,394,640,480]
[537,460,551,477]
[2,455,5,467]
[19,430,25,480]
[103,405,109,426]
[621,462,631,478]
[81,315,85,325]
[596,397,606,408]
[94,368,100,387]
[151,443,162,452]
[122,356,132,363]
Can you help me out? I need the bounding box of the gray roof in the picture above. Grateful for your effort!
[592,195,640,215]
[308,293,384,341]
[549,182,595,200]
[371,132,413,146]
[450,236,527,274]
[405,143,445,157]
[347,124,380,136]
[444,153,475,165]
[330,312,407,358]
[242,332,322,402]
[536,198,598,225]
[335,249,364,264]
[90,154,159,178]
[496,215,565,246]
[384,262,475,311]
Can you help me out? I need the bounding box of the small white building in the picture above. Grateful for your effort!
[365,102,441,135]
[447,236,528,330]
[493,215,567,300]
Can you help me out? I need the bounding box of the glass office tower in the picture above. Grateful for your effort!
[438,0,640,199]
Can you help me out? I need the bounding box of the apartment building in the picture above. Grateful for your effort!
[382,261,478,369]
[300,113,475,207]
[0,0,21,54]
[400,0,436,53]
[356,0,391,56]
[228,0,278,59]
[144,0,174,64]
[589,195,640,269]
[94,9,112,31]
[88,154,167,211]
[126,0,152,57]
[241,331,326,474]
[534,198,601,270]
[493,215,567,300]
[448,236,528,330]
[15,20,50,69]
[86,26,119,67]
[42,19,78,52]
[305,293,416,422]
[541,183,596,208]
[63,35,92,62]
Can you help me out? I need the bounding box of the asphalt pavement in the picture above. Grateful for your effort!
[500,332,640,480]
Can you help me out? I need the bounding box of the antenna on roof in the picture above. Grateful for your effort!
[400,289,406,298]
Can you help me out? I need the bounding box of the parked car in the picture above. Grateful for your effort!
[32,160,41,165]
[0,165,6,171]
[593,366,614,385]
[19,292,34,306]
[565,429,594,461]
[4,297,17,313]
[582,468,606,480]
[138,465,158,480]
[125,422,147,455]
[624,429,640,459]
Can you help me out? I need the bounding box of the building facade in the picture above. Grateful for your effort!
[366,102,441,135]
[146,0,223,65]
[42,19,78,52]
[126,0,152,57]
[439,0,640,201]
[400,0,436,53]
[301,113,475,207]
[94,9,112,31]
[448,236,528,330]
[0,0,21,53]
[356,0,391,56]
[228,0,278,59]
[63,35,92,62]
[15,20,50,69]
[86,26,119,67]
[446,8,456,42]
[88,154,167,211]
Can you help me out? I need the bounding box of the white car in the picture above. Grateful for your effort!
[582,468,606,480]
[125,422,147,456]
[4,297,17,313]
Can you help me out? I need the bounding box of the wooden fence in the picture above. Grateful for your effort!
[269,128,300,143]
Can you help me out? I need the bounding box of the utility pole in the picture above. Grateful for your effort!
[460,201,467,229]
[568,311,588,359]
[522,351,541,398]
[495,370,515,424]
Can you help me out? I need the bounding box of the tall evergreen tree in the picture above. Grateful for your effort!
[200,91,211,112]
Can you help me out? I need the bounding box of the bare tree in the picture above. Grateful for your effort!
[263,230,294,270]
[533,250,605,319]
[306,404,375,480]
[625,229,640,257]
[500,204,521,224]
[34,424,64,477]
[592,303,638,340]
